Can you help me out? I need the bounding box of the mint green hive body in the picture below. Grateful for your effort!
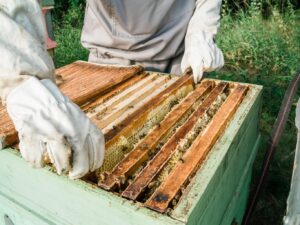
[0,81,262,225]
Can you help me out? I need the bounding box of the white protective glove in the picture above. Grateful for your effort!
[181,0,224,83]
[0,0,105,179]
[6,77,105,179]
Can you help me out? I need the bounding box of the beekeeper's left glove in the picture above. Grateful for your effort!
[6,77,105,179]
[181,0,224,83]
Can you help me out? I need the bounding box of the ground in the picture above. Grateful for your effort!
[52,4,300,225]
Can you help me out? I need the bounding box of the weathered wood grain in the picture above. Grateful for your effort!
[103,74,193,146]
[98,81,212,191]
[59,62,144,105]
[145,85,248,213]
[92,75,165,129]
[82,73,148,113]
[121,82,227,200]
[87,74,158,117]
[95,76,187,173]
[0,62,144,148]
[0,107,17,148]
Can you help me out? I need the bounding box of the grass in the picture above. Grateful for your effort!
[53,5,88,68]
[53,5,300,225]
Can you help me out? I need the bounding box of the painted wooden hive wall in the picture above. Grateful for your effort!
[0,61,263,225]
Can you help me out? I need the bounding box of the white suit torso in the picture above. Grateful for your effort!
[81,0,196,73]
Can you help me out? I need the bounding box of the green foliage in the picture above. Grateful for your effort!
[54,0,85,12]
[222,0,300,18]
[53,4,87,67]
[52,0,85,26]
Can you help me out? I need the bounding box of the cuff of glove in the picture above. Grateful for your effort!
[0,76,32,104]
[181,30,224,84]
[6,77,60,110]
[185,30,215,47]
[6,77,72,129]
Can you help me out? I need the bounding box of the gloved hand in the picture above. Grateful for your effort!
[6,77,105,179]
[181,31,224,83]
[0,0,105,179]
[181,0,224,83]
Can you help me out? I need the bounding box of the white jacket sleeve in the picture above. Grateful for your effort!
[181,0,224,83]
[0,0,55,101]
[188,0,222,36]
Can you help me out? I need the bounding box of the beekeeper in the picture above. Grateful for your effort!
[0,0,224,179]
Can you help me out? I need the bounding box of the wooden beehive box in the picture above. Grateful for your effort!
[0,61,262,225]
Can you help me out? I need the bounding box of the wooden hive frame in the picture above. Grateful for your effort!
[95,79,250,213]
[145,85,248,212]
[122,82,228,201]
[99,80,214,190]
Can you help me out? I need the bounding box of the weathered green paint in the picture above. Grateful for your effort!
[221,138,259,225]
[0,80,263,225]
[0,191,50,225]
[0,149,182,225]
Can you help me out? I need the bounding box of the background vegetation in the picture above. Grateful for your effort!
[52,1,300,224]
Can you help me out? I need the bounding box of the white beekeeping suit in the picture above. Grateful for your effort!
[0,0,105,179]
[81,0,224,83]
[284,99,300,225]
[0,0,223,178]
